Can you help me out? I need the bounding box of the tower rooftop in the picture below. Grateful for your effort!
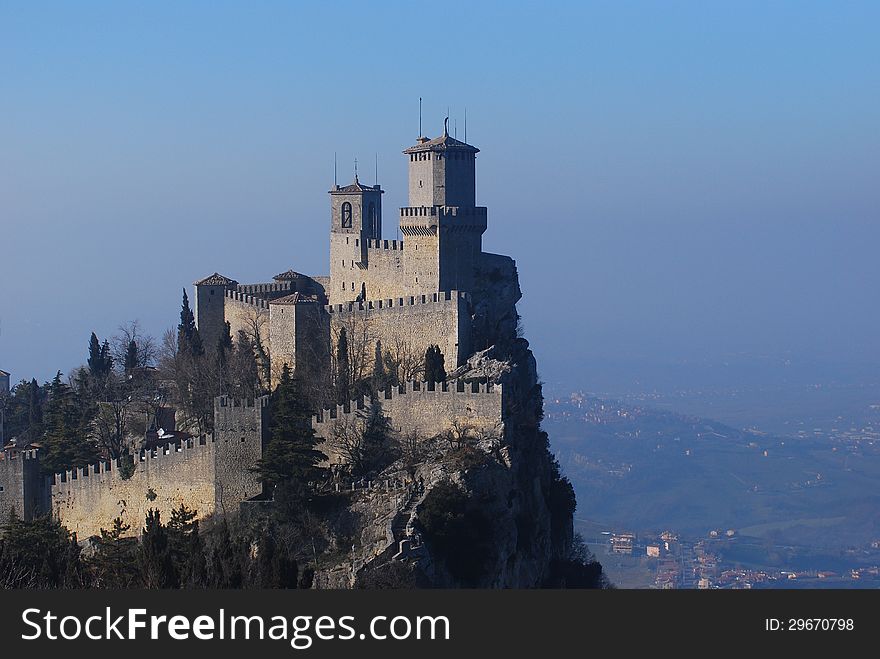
[269,292,319,306]
[329,176,383,194]
[194,272,238,287]
[403,133,479,154]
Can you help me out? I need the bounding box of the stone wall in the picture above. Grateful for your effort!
[313,380,504,465]
[50,396,267,539]
[0,449,48,523]
[51,441,218,539]
[327,291,471,374]
[224,292,270,347]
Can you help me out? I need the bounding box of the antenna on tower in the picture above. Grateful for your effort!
[464,107,467,143]
[419,97,422,137]
[374,153,378,185]
[334,152,337,186]
[354,157,358,181]
[454,119,457,138]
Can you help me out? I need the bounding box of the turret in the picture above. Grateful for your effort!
[400,125,486,294]
[328,176,384,304]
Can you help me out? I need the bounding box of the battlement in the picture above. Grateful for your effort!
[236,281,294,296]
[313,379,501,424]
[216,395,271,409]
[365,238,403,251]
[225,289,269,309]
[0,448,40,461]
[51,435,219,487]
[399,206,487,219]
[325,290,469,314]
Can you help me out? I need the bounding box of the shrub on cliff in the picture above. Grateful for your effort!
[417,480,494,587]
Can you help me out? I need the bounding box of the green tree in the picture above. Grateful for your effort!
[423,345,446,384]
[87,332,112,379]
[88,518,138,588]
[40,372,98,475]
[167,504,207,587]
[139,510,177,588]
[124,339,139,372]
[0,511,83,588]
[253,364,326,494]
[177,289,204,357]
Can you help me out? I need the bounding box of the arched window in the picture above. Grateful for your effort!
[368,202,376,234]
[341,202,352,228]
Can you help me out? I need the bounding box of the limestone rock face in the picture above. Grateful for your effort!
[313,337,571,588]
[311,248,572,588]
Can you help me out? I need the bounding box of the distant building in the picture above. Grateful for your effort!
[646,545,661,558]
[611,533,635,555]
[0,369,9,395]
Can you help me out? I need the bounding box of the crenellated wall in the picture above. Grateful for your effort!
[313,380,504,464]
[49,396,267,539]
[327,290,471,371]
[224,291,270,347]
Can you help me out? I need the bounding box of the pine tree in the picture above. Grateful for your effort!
[253,364,326,493]
[40,372,98,475]
[336,328,350,404]
[89,518,138,588]
[139,510,177,588]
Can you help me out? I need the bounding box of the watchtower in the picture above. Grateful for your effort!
[328,176,384,304]
[401,123,486,294]
[194,272,238,351]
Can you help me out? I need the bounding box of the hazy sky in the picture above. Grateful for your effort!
[1,1,878,391]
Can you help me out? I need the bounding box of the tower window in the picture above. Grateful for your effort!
[341,202,352,228]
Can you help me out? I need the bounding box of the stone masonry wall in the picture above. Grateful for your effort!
[313,380,503,465]
[50,397,267,539]
[0,450,48,523]
[327,291,471,373]
[51,441,218,539]
[224,293,270,347]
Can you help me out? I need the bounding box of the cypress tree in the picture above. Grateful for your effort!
[336,328,350,404]
[87,333,103,377]
[434,345,446,382]
[372,340,387,392]
[177,289,197,354]
[26,378,43,442]
[124,340,139,371]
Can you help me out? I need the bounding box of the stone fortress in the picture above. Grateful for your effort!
[1,123,528,541]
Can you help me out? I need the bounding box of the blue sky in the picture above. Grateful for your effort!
[1,1,878,390]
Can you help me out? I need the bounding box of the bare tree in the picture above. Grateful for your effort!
[384,326,424,384]
[330,310,375,395]
[111,320,157,370]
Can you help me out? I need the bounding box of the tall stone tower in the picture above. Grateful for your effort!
[328,176,383,305]
[194,272,238,351]
[401,123,486,294]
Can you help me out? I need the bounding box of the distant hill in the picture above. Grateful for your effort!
[547,394,880,549]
